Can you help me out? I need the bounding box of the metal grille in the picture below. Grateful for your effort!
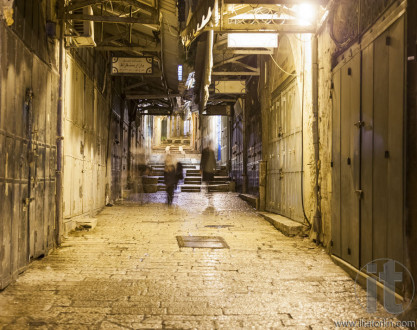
[176,236,229,249]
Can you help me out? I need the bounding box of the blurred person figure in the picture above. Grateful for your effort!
[136,147,148,204]
[176,161,184,191]
[164,155,177,206]
[200,140,216,196]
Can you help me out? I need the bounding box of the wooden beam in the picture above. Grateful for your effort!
[65,14,158,25]
[212,71,259,76]
[126,94,181,100]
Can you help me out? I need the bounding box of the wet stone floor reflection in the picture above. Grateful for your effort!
[0,192,405,329]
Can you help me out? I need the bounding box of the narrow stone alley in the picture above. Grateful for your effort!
[0,193,404,329]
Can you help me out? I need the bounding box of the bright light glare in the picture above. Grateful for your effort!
[294,3,316,26]
[178,65,183,81]
[228,33,278,48]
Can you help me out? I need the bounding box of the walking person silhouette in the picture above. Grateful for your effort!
[200,140,216,202]
[164,155,177,206]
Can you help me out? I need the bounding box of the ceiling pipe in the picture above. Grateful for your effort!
[199,28,214,114]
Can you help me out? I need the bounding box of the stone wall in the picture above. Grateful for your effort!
[317,23,338,248]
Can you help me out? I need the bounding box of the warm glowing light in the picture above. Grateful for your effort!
[228,33,278,48]
[294,3,316,26]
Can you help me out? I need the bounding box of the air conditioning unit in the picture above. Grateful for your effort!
[71,6,96,47]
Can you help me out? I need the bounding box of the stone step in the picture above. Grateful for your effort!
[186,169,200,176]
[215,170,228,176]
[212,176,230,182]
[151,170,164,176]
[152,165,197,171]
[184,177,202,184]
[181,185,201,192]
[208,184,231,192]
[258,212,307,237]
[186,169,228,176]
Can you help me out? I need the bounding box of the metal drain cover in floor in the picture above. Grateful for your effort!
[176,236,229,249]
[204,225,234,228]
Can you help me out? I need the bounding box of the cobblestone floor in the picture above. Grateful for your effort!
[0,192,406,329]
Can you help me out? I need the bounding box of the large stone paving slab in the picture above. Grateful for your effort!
[0,192,407,329]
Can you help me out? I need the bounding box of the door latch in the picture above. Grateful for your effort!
[23,197,35,206]
[354,121,365,128]
[355,190,363,199]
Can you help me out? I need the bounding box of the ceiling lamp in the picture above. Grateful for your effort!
[227,33,278,48]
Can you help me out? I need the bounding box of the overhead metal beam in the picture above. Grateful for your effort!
[207,98,238,102]
[120,0,157,16]
[215,49,274,55]
[66,0,101,12]
[137,110,172,115]
[112,73,162,78]
[97,33,125,44]
[212,71,259,76]
[65,14,158,25]
[95,45,159,52]
[212,23,316,33]
[125,81,148,90]
[213,55,247,68]
[126,94,181,100]
[102,23,158,42]
[230,61,258,72]
[223,0,327,5]
[65,0,157,16]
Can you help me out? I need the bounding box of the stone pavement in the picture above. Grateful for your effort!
[0,192,406,329]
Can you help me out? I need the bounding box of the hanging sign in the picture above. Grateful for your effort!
[204,105,232,116]
[215,80,246,94]
[111,57,153,75]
